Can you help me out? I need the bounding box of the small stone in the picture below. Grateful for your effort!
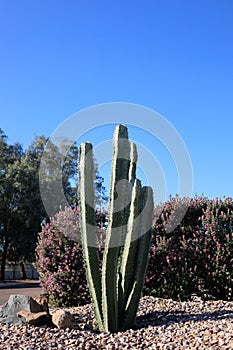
[218,338,225,346]
[32,294,49,313]
[52,309,76,329]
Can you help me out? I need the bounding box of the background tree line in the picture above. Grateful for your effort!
[0,129,107,280]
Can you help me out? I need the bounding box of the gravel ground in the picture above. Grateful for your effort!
[1,296,233,349]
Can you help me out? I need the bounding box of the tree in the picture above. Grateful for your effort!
[0,129,24,279]
[0,131,107,279]
[94,163,108,209]
[5,135,79,277]
[39,136,107,214]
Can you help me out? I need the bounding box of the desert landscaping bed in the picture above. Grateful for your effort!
[1,296,233,349]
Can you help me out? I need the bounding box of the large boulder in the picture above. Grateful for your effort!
[0,294,49,324]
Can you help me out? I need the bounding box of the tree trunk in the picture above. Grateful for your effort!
[19,262,27,279]
[0,241,9,280]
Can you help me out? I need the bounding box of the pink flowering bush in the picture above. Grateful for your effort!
[200,197,233,299]
[34,206,90,306]
[35,196,233,305]
[34,205,107,307]
[144,196,208,300]
[144,196,233,301]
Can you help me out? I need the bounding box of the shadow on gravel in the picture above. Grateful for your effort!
[136,309,233,329]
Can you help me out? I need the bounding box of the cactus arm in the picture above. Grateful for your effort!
[122,186,154,330]
[118,142,138,315]
[119,179,142,314]
[78,142,104,331]
[101,124,131,332]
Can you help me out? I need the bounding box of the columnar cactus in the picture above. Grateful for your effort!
[78,124,154,332]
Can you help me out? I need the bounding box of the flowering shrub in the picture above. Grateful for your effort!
[144,196,208,300]
[200,197,233,299]
[35,196,233,305]
[34,206,90,307]
[144,196,233,301]
[34,205,107,307]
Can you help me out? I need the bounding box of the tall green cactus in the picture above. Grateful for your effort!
[78,124,154,333]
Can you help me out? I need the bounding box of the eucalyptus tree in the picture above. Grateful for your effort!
[0,129,24,279]
[0,130,107,279]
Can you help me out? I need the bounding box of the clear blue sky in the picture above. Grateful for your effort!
[0,0,232,201]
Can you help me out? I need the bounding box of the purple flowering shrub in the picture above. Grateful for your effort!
[34,206,107,307]
[35,196,233,305]
[144,196,233,301]
[34,206,90,307]
[200,197,233,299]
[144,196,208,300]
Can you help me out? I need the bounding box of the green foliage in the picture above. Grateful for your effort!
[0,131,82,279]
[0,127,107,280]
[0,129,29,279]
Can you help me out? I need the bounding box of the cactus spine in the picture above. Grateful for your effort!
[78,124,154,333]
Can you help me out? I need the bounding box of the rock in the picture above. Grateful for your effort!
[17,310,52,326]
[0,295,33,324]
[0,294,50,324]
[33,294,49,313]
[52,309,76,329]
